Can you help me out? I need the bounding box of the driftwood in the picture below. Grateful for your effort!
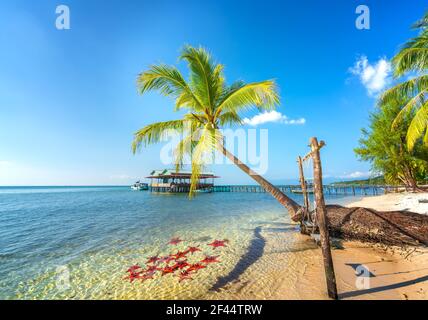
[319,205,428,247]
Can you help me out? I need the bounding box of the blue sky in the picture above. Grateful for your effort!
[0,0,426,185]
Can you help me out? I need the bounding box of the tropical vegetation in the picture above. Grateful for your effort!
[380,12,428,151]
[132,45,300,216]
[355,95,428,190]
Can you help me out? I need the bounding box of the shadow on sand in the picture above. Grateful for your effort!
[339,274,428,299]
[209,226,265,291]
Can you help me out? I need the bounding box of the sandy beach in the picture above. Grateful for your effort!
[318,193,428,300]
[205,193,428,300]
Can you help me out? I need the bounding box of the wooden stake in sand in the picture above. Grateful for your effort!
[310,137,338,300]
[297,156,310,213]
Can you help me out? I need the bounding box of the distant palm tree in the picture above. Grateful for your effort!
[380,12,428,151]
[132,46,301,218]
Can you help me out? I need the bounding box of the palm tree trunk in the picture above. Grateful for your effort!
[218,144,302,220]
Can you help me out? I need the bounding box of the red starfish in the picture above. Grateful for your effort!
[172,260,189,270]
[127,265,142,273]
[201,256,220,264]
[144,265,160,273]
[185,246,201,254]
[158,255,175,264]
[124,271,142,283]
[187,263,206,272]
[172,250,188,260]
[161,266,176,276]
[208,239,228,249]
[139,272,154,282]
[146,256,160,264]
[169,237,183,245]
[178,270,193,282]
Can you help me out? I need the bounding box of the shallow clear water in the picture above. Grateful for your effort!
[0,186,363,299]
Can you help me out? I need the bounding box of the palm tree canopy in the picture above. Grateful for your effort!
[380,12,428,151]
[132,45,280,195]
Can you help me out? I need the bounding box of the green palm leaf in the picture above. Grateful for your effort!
[407,102,428,150]
[132,119,187,153]
[215,81,279,117]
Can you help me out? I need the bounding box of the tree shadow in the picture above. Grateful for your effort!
[209,226,265,291]
[339,274,428,299]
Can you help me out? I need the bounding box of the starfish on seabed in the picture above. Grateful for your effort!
[185,246,201,254]
[171,260,189,270]
[146,256,160,264]
[178,270,193,282]
[172,250,188,260]
[200,256,220,264]
[168,237,183,245]
[161,265,176,276]
[127,265,142,273]
[207,239,229,249]
[186,263,206,272]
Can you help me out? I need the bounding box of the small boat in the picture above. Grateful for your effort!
[131,181,149,191]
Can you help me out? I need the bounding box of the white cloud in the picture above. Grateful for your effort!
[339,171,371,179]
[242,111,306,127]
[349,56,391,95]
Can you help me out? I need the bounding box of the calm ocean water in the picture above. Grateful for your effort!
[0,186,362,299]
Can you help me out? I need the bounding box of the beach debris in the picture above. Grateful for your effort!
[201,255,220,264]
[169,237,183,245]
[208,239,228,249]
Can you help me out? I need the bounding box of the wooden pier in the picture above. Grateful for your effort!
[212,184,396,195]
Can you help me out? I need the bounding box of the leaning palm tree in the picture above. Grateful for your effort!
[380,12,428,151]
[132,45,301,218]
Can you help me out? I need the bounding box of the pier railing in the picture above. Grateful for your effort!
[212,184,400,195]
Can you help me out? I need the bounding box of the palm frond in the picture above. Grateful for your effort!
[180,46,224,110]
[132,119,187,153]
[137,64,203,111]
[412,11,428,29]
[380,74,428,104]
[172,134,196,172]
[215,81,279,117]
[407,102,428,150]
[393,46,428,77]
[188,126,222,197]
[391,89,427,129]
[218,111,243,126]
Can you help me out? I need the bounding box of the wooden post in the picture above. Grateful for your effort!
[297,156,310,213]
[310,137,338,300]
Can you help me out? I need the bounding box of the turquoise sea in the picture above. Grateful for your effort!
[0,186,366,299]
